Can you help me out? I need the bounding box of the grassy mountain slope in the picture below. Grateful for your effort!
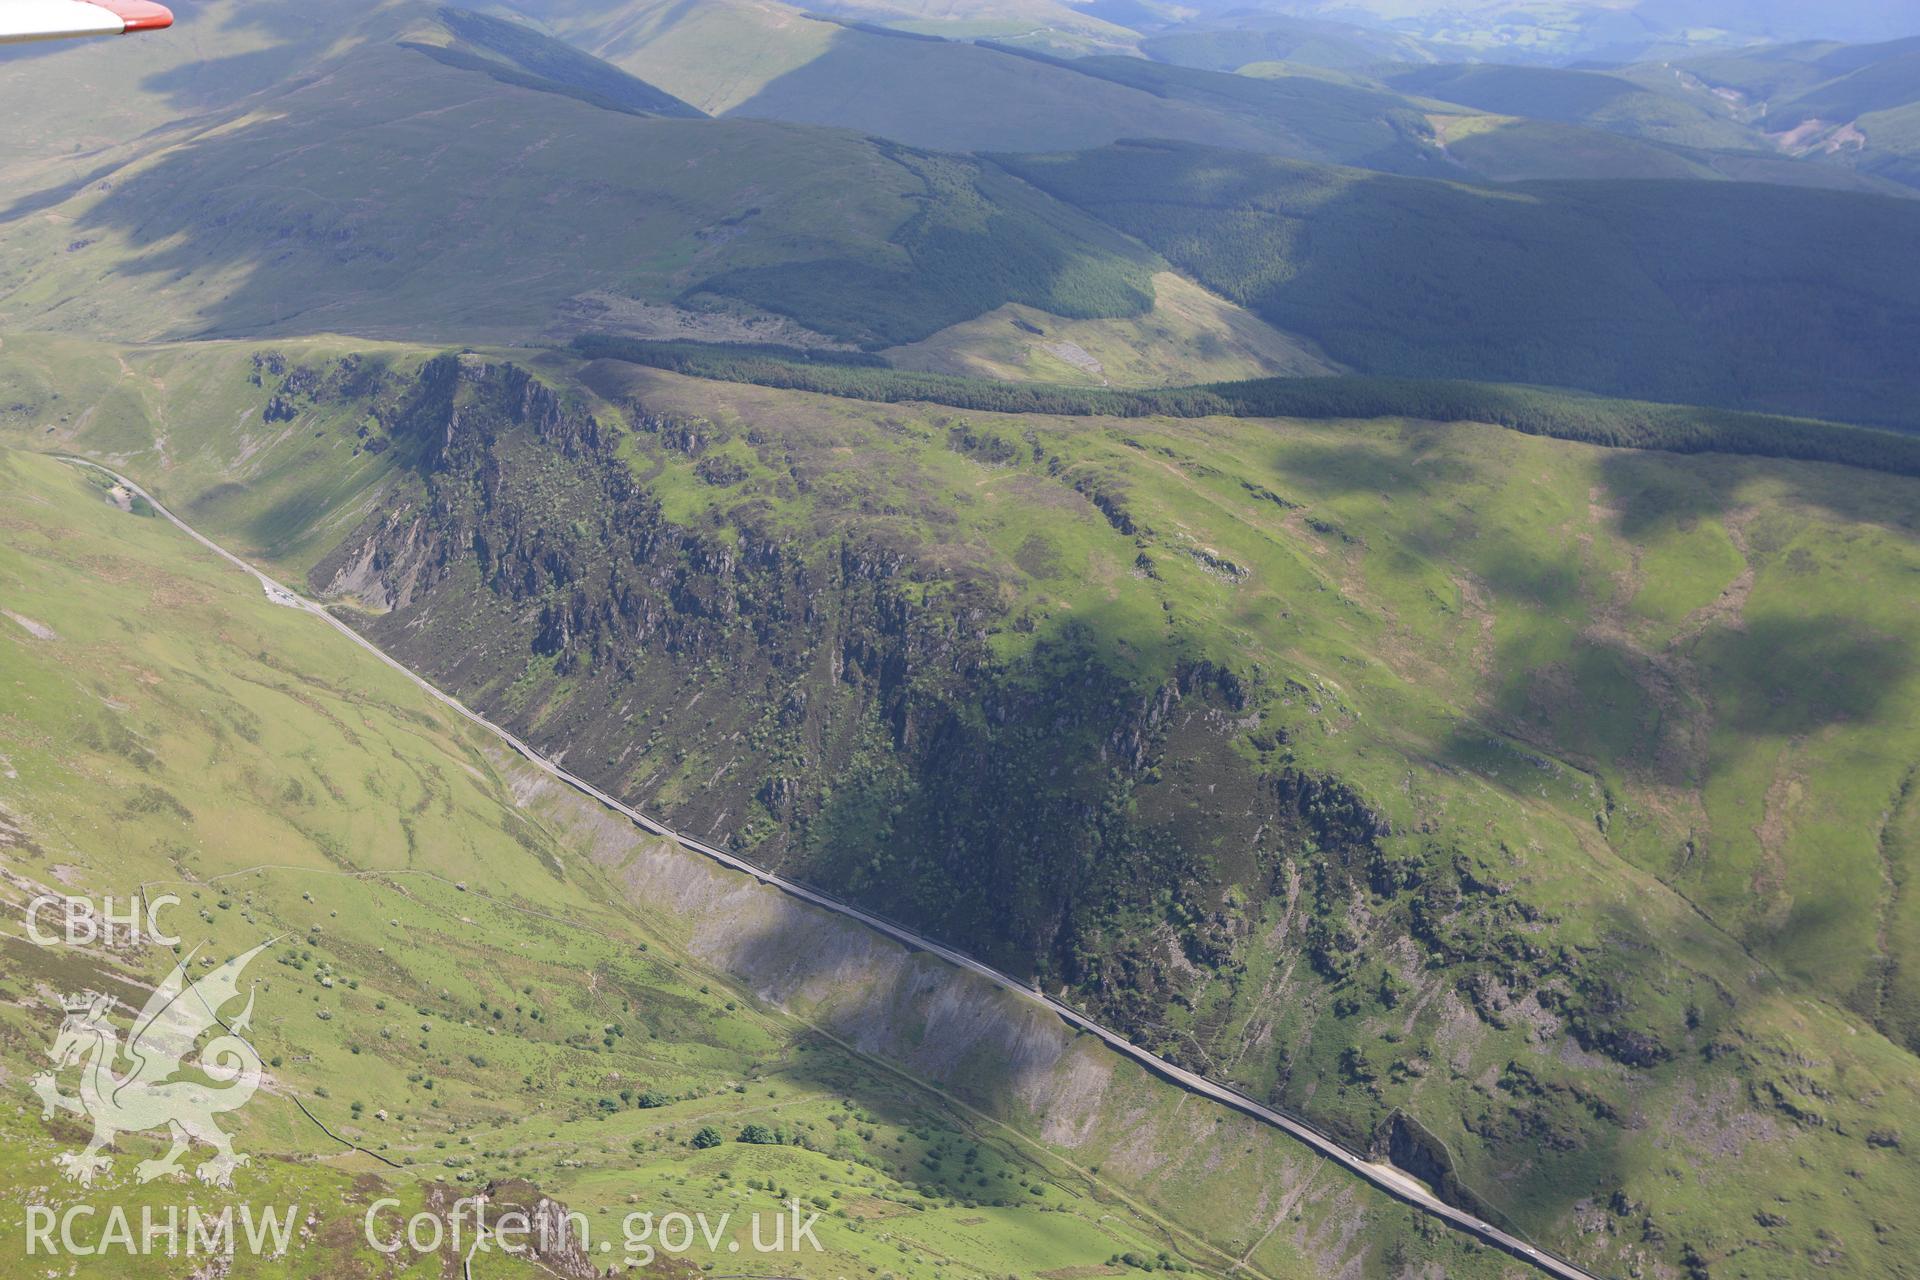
[567,336,1920,480]
[1741,39,1920,192]
[724,27,1443,161]
[1141,14,1441,72]
[1675,37,1920,113]
[1621,38,1920,192]
[1380,63,1762,151]
[517,0,1315,149]
[0,14,1159,348]
[803,0,1148,52]
[1424,115,1902,191]
[726,20,1811,185]
[997,140,1920,427]
[504,0,846,116]
[884,270,1343,386]
[8,336,1919,1278]
[1240,62,1892,191]
[515,0,1747,182]
[1415,111,1715,182]
[411,4,707,118]
[0,0,394,184]
[0,442,1504,1279]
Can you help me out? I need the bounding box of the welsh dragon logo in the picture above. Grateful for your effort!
[31,942,270,1188]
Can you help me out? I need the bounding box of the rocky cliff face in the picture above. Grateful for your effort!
[310,354,1670,1203]
[315,357,1275,977]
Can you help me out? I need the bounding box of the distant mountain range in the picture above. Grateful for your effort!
[3,0,1917,419]
[1163,0,1920,62]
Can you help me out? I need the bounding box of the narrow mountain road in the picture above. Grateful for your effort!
[63,457,1609,1280]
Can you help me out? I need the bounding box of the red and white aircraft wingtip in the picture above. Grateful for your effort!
[0,0,174,44]
[97,1,175,33]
